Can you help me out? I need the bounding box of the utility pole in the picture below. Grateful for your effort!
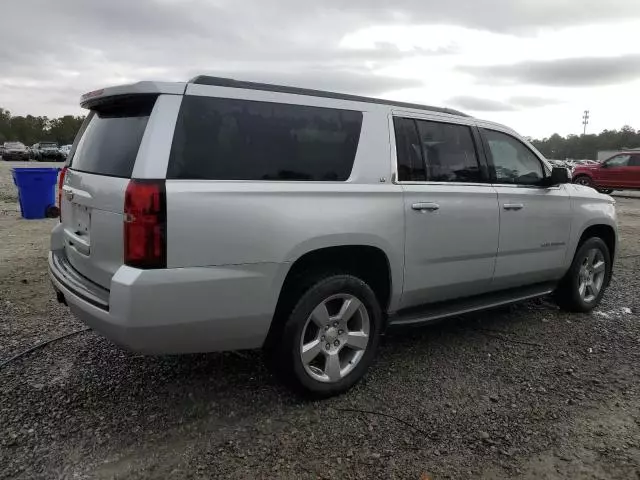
[582,110,590,135]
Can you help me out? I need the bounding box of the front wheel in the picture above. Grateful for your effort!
[573,175,594,188]
[270,274,383,397]
[555,237,611,312]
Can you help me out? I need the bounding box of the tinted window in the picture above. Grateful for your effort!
[605,154,631,167]
[70,95,156,177]
[416,120,481,182]
[393,117,425,181]
[483,129,544,185]
[630,154,640,167]
[168,96,363,181]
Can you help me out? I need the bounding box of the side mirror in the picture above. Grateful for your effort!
[542,167,570,187]
[600,162,609,168]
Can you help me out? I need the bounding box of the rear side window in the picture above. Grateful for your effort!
[394,117,482,183]
[416,120,481,182]
[167,96,363,181]
[393,117,426,181]
[70,95,156,177]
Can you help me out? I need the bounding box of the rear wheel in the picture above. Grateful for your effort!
[574,175,594,188]
[268,274,382,397]
[555,237,611,312]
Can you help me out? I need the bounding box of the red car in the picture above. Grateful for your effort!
[573,152,640,193]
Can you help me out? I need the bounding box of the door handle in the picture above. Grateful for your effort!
[503,203,524,211]
[412,202,440,212]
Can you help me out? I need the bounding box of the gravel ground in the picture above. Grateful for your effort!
[1,160,639,479]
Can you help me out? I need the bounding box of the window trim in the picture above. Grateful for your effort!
[391,115,491,185]
[479,127,551,188]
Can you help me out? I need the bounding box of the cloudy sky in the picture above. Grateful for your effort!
[2,0,640,138]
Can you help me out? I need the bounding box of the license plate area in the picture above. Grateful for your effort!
[71,203,91,241]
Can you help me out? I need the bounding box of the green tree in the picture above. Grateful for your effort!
[532,127,640,160]
[0,109,85,146]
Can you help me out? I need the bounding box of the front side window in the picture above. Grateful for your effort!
[483,129,544,185]
[605,154,631,167]
[168,96,363,181]
[630,154,640,167]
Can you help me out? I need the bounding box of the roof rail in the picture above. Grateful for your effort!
[188,75,469,117]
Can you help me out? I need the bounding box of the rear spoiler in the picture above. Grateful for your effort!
[80,81,187,109]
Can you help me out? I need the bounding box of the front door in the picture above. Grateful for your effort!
[394,116,499,309]
[597,153,632,188]
[481,128,572,289]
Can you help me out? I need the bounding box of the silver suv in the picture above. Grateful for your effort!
[49,77,617,397]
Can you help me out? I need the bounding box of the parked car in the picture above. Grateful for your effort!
[31,142,65,161]
[59,144,72,157]
[49,77,618,397]
[2,141,29,161]
[573,152,640,193]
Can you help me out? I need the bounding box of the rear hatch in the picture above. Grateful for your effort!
[61,95,156,289]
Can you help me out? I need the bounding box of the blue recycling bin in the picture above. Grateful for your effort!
[11,167,60,219]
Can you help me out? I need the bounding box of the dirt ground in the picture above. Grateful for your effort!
[1,160,639,479]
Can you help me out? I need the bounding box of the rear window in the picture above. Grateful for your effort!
[167,96,363,181]
[70,95,156,177]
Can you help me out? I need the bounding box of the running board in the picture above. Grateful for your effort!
[388,282,557,327]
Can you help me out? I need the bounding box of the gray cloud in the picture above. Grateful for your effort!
[317,0,640,32]
[449,95,560,112]
[448,96,516,112]
[460,55,640,87]
[2,0,640,116]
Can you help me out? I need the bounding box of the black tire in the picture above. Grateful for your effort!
[573,175,594,188]
[555,237,611,312]
[267,274,383,398]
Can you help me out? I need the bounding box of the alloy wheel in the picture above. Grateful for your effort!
[577,248,606,303]
[299,293,370,383]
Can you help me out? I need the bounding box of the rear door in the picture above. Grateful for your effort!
[61,95,157,288]
[395,115,499,308]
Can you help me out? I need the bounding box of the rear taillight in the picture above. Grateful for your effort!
[124,180,166,269]
[57,166,67,222]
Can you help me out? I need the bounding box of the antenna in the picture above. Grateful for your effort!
[582,110,590,135]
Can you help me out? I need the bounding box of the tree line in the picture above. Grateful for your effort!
[0,108,85,146]
[531,126,640,160]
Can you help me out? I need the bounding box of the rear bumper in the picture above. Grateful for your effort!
[48,249,281,354]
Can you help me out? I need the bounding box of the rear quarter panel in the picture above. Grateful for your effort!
[165,105,406,311]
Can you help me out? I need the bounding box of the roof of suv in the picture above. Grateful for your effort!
[189,76,470,117]
[80,76,470,118]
